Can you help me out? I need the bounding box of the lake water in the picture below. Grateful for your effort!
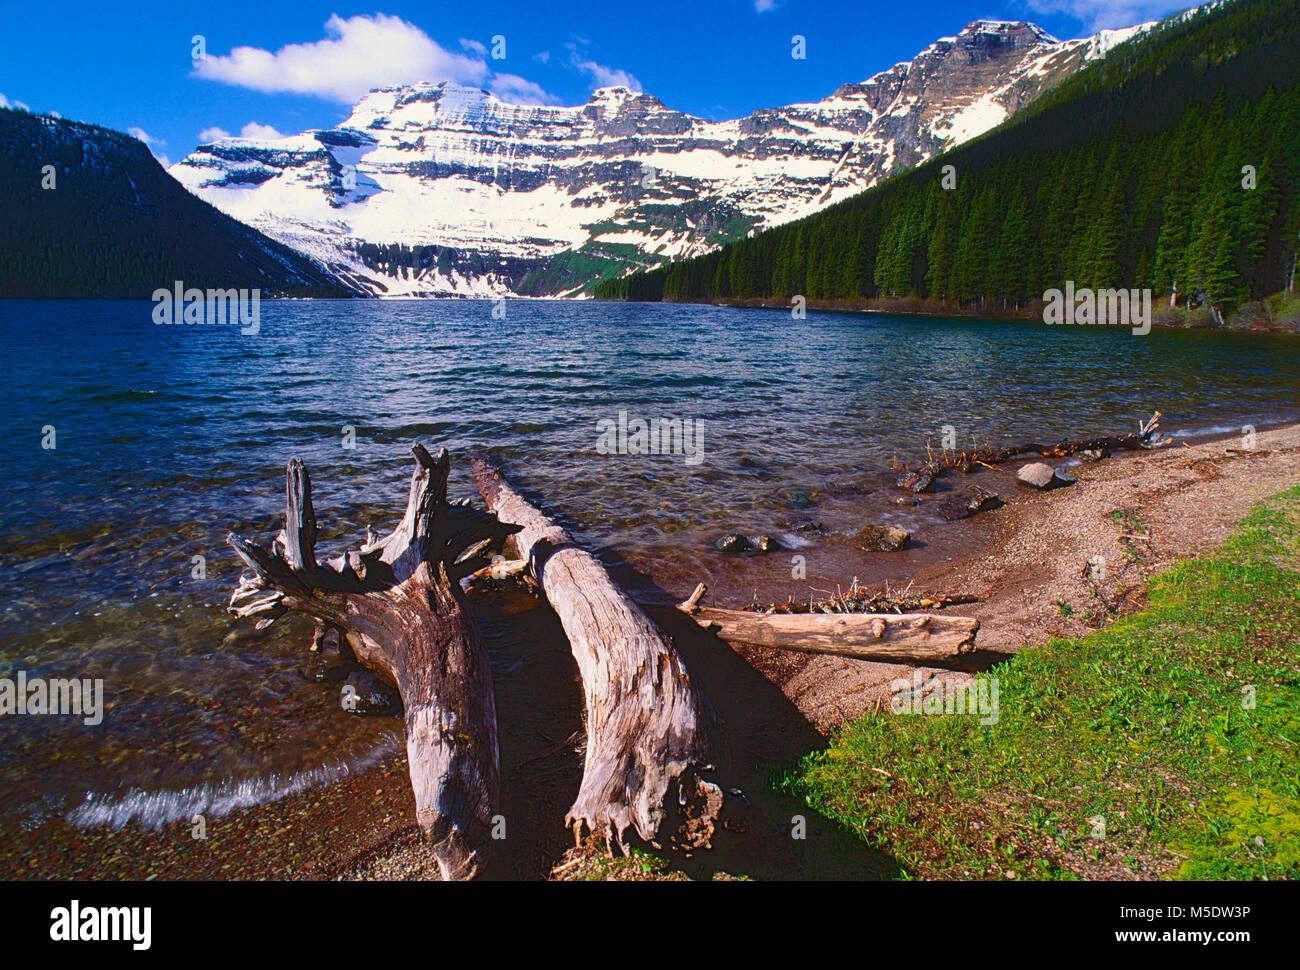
[2,298,1297,833]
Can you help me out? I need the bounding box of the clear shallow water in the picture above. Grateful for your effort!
[1,298,1297,829]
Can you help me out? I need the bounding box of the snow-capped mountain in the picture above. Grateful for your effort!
[170,19,1151,297]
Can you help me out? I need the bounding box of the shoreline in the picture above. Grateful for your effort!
[597,293,1300,335]
[8,292,1300,336]
[4,421,1298,880]
[742,421,1300,731]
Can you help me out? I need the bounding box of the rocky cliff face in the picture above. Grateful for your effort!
[170,19,1149,297]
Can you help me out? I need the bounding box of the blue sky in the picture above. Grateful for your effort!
[0,0,1195,166]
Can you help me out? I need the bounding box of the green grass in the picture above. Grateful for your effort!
[783,485,1300,880]
[553,843,750,881]
[557,845,689,881]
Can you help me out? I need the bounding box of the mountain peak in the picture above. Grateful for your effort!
[958,19,1059,42]
[962,18,1050,34]
[587,85,646,105]
[171,14,1144,298]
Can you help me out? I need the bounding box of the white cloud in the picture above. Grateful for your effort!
[193,13,489,102]
[566,46,642,92]
[199,121,287,143]
[754,0,779,12]
[488,73,561,106]
[128,126,165,147]
[533,50,550,64]
[1018,0,1192,32]
[459,37,487,56]
[129,126,169,166]
[239,121,283,140]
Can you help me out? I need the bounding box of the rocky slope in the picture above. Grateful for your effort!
[170,19,1149,297]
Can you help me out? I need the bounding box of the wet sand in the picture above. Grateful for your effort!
[5,421,1298,880]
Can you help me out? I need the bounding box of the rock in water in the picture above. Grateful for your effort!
[342,671,402,716]
[1078,448,1109,462]
[966,484,1001,513]
[713,533,781,555]
[1017,462,1074,489]
[782,490,815,509]
[853,524,911,552]
[714,534,752,554]
[896,468,936,493]
[939,485,1002,520]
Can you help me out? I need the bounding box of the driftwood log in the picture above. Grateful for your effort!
[470,456,719,851]
[676,583,978,662]
[227,446,519,880]
[468,568,980,666]
[935,411,1165,471]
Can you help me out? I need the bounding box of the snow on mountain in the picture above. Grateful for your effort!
[170,19,1153,298]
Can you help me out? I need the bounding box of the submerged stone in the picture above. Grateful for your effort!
[714,534,751,554]
[342,671,401,716]
[782,490,816,509]
[714,533,781,555]
[896,468,936,493]
[853,523,911,552]
[939,484,1002,520]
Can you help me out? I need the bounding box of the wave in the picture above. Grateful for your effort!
[65,732,403,831]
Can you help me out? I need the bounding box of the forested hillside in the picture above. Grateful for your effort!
[596,0,1300,324]
[0,110,352,298]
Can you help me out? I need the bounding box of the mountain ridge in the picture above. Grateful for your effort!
[594,0,1300,329]
[170,17,1150,298]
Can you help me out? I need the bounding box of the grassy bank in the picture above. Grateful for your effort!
[784,485,1300,880]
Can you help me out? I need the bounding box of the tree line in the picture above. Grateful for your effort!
[595,0,1300,320]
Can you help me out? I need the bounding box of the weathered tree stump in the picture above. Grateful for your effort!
[227,445,519,880]
[471,456,720,852]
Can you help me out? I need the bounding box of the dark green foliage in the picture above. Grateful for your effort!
[0,110,351,298]
[514,248,647,296]
[596,0,1300,319]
